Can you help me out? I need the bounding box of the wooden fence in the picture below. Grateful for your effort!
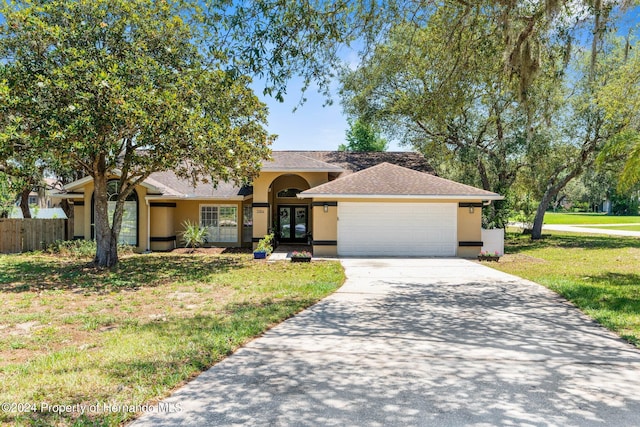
[0,218,69,254]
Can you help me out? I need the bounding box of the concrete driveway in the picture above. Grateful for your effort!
[132,258,640,426]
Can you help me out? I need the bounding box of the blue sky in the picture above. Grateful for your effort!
[251,49,407,152]
[254,80,407,152]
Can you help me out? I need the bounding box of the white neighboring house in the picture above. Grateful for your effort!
[10,177,67,219]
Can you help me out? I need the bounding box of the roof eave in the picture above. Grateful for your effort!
[298,193,504,200]
[144,195,249,201]
[64,173,164,195]
[49,192,85,199]
[261,167,344,173]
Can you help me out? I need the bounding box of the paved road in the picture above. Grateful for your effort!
[132,259,640,426]
[543,223,640,237]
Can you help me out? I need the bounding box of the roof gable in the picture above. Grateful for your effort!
[300,162,502,199]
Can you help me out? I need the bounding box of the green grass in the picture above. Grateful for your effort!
[0,252,345,426]
[543,212,640,225]
[489,232,640,347]
[582,224,640,231]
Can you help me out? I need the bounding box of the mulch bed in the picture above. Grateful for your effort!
[170,247,252,255]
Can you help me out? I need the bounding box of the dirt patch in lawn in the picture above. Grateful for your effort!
[0,253,238,367]
[498,254,547,264]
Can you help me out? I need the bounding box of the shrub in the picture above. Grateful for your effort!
[46,240,135,258]
[181,220,208,251]
[254,233,274,255]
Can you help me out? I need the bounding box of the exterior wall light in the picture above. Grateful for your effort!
[323,203,329,213]
[469,206,475,214]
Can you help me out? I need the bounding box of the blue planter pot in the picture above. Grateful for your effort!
[253,251,267,259]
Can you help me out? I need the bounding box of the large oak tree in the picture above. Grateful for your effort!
[0,0,273,266]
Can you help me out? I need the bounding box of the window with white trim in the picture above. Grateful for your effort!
[200,205,238,243]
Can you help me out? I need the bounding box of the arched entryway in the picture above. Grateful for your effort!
[269,175,311,244]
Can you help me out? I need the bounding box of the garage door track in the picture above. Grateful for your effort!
[132,258,640,426]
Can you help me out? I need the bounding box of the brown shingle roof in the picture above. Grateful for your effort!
[301,162,502,199]
[147,170,252,199]
[64,151,442,199]
[261,152,344,172]
[290,151,435,175]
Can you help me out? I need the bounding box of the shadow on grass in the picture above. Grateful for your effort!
[555,280,640,314]
[107,298,313,387]
[7,298,315,427]
[0,254,247,293]
[505,232,640,254]
[591,272,640,288]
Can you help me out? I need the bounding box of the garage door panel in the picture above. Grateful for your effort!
[337,202,457,256]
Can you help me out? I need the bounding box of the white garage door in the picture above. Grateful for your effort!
[337,202,457,256]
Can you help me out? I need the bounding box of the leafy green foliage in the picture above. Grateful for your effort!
[255,233,274,255]
[45,240,135,258]
[340,2,637,235]
[0,0,273,266]
[181,220,208,251]
[598,130,640,193]
[340,5,548,227]
[339,118,387,152]
[610,191,640,216]
[0,171,16,218]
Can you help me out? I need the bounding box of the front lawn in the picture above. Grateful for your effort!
[0,251,344,426]
[543,212,640,224]
[489,232,640,347]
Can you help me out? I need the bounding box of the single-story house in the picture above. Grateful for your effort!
[55,151,503,257]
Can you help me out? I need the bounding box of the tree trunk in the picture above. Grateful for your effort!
[19,188,31,218]
[93,173,119,267]
[60,199,73,221]
[531,190,556,239]
[531,164,585,239]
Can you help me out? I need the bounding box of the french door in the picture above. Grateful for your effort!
[278,206,308,243]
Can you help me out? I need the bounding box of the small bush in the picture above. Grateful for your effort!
[46,240,135,258]
[47,240,97,257]
[254,233,274,255]
[181,220,208,251]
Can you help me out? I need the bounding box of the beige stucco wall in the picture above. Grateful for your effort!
[457,204,483,258]
[252,206,270,243]
[252,172,328,203]
[150,204,176,251]
[271,175,310,197]
[311,203,337,257]
[72,203,85,239]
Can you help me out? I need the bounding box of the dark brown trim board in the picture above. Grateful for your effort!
[252,202,270,208]
[150,202,177,208]
[458,241,483,247]
[313,240,338,246]
[311,201,338,207]
[150,236,177,242]
[458,202,484,208]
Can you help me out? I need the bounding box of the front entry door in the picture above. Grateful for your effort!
[278,206,308,243]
